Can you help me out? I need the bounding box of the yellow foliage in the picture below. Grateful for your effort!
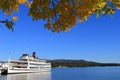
[110,0,120,9]
[0,0,120,32]
[17,0,28,4]
[116,2,120,9]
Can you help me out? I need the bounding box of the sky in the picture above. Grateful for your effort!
[0,6,120,63]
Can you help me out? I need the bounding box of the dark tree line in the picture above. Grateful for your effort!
[48,59,120,68]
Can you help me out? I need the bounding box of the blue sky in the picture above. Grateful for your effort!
[0,6,120,63]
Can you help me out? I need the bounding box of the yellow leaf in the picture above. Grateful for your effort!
[116,2,120,9]
[27,2,33,8]
[18,0,28,4]
[12,16,18,21]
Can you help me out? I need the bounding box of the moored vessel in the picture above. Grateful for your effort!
[0,52,51,74]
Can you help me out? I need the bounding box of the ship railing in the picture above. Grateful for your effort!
[9,60,28,63]
[12,64,28,67]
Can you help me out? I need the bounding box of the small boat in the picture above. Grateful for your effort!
[0,52,51,74]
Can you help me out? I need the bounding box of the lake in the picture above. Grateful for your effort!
[0,67,120,80]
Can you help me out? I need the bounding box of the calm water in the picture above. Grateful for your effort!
[1,67,120,80]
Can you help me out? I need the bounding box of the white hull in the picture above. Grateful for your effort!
[8,68,51,74]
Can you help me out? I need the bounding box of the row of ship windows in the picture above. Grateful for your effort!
[30,63,50,66]
[30,67,50,69]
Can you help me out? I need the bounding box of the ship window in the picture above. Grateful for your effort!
[30,63,41,66]
[30,67,38,69]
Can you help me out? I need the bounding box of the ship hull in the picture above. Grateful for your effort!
[8,68,51,74]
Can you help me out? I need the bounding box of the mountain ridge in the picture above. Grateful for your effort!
[48,59,120,68]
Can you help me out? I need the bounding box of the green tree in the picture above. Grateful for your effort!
[0,0,120,32]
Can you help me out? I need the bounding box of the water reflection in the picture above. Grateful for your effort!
[0,75,7,80]
[0,72,51,80]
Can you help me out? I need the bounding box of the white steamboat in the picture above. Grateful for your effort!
[0,52,51,74]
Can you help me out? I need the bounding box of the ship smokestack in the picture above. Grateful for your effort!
[33,52,36,58]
